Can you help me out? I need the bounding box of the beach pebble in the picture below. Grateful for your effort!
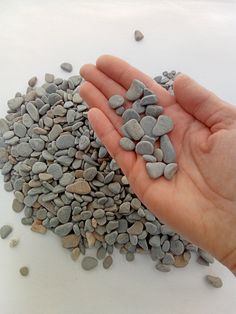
[96,246,106,260]
[153,148,163,162]
[140,116,156,137]
[134,30,144,41]
[79,135,90,150]
[71,248,80,261]
[17,142,33,157]
[28,76,37,87]
[120,137,135,151]
[7,97,24,111]
[26,102,39,122]
[56,134,75,149]
[127,221,143,235]
[60,62,73,72]
[152,115,174,137]
[146,162,166,179]
[162,253,175,265]
[143,155,156,162]
[55,223,73,236]
[0,225,12,239]
[140,95,158,106]
[57,206,71,223]
[126,252,135,262]
[32,162,47,174]
[135,141,154,155]
[81,256,98,271]
[122,109,140,123]
[164,163,178,180]
[206,275,223,288]
[170,240,185,255]
[155,263,171,272]
[45,73,54,83]
[149,235,161,247]
[126,80,145,101]
[62,234,80,248]
[66,180,91,194]
[198,249,214,264]
[108,95,125,109]
[103,255,113,269]
[47,164,63,180]
[146,105,163,118]
[123,119,144,141]
[160,135,176,163]
[19,266,29,277]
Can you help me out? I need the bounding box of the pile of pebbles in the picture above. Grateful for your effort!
[108,79,177,180]
[0,65,215,273]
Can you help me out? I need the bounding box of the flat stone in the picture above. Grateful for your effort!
[56,134,75,149]
[32,162,47,174]
[106,220,119,233]
[60,62,73,73]
[131,198,141,209]
[71,248,80,261]
[39,173,53,181]
[119,137,135,151]
[119,202,131,215]
[152,115,174,136]
[46,83,57,94]
[7,97,24,111]
[62,234,80,248]
[132,99,145,113]
[26,102,39,122]
[45,73,54,83]
[0,119,9,136]
[198,249,214,264]
[126,252,135,261]
[1,161,13,175]
[108,182,121,194]
[12,199,24,213]
[59,173,75,186]
[162,253,175,265]
[155,263,171,272]
[170,240,185,255]
[48,93,62,106]
[19,266,29,277]
[105,231,118,245]
[29,138,45,152]
[73,93,83,104]
[160,135,176,163]
[14,123,27,138]
[122,108,141,123]
[108,95,125,109]
[3,131,14,140]
[28,76,37,87]
[79,135,90,150]
[140,95,158,106]
[66,180,91,194]
[83,167,97,181]
[96,246,106,260]
[123,119,144,141]
[48,124,63,141]
[140,116,157,137]
[153,148,163,162]
[117,233,129,244]
[174,255,189,268]
[206,275,223,288]
[103,255,113,269]
[17,142,33,157]
[145,105,163,118]
[143,155,156,162]
[134,30,144,41]
[47,163,63,180]
[145,222,158,235]
[22,113,34,128]
[127,221,143,235]
[81,256,98,271]
[164,163,178,180]
[146,162,166,179]
[135,141,154,155]
[55,222,73,236]
[57,206,71,223]
[149,235,161,247]
[31,221,47,234]
[53,105,67,116]
[126,79,145,101]
[0,225,12,239]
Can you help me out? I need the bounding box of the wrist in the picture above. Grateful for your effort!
[220,248,236,276]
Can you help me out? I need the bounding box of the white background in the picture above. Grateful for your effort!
[0,1,236,314]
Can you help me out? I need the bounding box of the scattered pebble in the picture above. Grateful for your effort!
[71,247,80,261]
[103,255,113,269]
[206,275,223,288]
[60,62,73,73]
[19,266,29,277]
[0,225,12,239]
[134,30,144,41]
[81,256,98,271]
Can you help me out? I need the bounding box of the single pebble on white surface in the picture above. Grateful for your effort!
[134,30,144,41]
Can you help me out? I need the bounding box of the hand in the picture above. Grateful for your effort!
[80,55,236,274]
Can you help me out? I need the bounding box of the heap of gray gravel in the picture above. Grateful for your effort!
[0,66,215,272]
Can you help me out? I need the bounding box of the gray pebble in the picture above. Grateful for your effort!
[126,252,135,261]
[116,106,125,116]
[198,249,214,264]
[126,79,145,101]
[206,275,223,288]
[108,95,125,109]
[14,123,27,138]
[162,240,170,252]
[57,206,71,223]
[108,182,121,194]
[1,162,13,175]
[32,162,47,174]
[149,235,161,247]
[122,109,141,123]
[81,256,98,271]
[145,105,163,118]
[28,76,37,87]
[79,135,90,150]
[146,162,166,179]
[97,246,106,260]
[45,73,54,83]
[60,62,73,73]
[123,119,144,141]
[47,163,63,180]
[140,95,158,106]
[131,198,141,210]
[170,240,185,255]
[119,137,135,151]
[117,233,129,244]
[29,139,45,152]
[83,167,97,181]
[153,148,163,162]
[143,155,156,162]
[140,116,157,137]
[26,102,39,122]
[103,255,113,269]
[17,142,33,157]
[56,134,75,149]
[93,209,105,219]
[105,231,118,245]
[135,141,154,155]
[19,266,29,277]
[155,263,171,272]
[48,124,63,141]
[119,202,131,215]
[134,30,144,41]
[12,199,24,213]
[162,253,175,265]
[164,163,178,180]
[145,222,158,235]
[59,173,75,186]
[132,99,146,114]
[3,131,14,140]
[0,225,12,239]
[152,115,174,137]
[54,223,73,236]
[36,208,47,220]
[160,135,176,163]
[7,97,24,111]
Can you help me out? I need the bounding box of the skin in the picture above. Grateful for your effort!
[80,55,236,275]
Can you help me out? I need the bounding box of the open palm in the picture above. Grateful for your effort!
[80,55,236,273]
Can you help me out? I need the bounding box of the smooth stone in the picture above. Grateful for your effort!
[28,76,37,87]
[48,124,63,141]
[164,163,178,180]
[96,246,106,260]
[140,116,157,136]
[36,208,47,220]
[119,137,135,151]
[143,155,156,162]
[67,109,76,124]
[130,198,141,209]
[14,123,27,138]
[59,173,75,186]
[108,182,121,194]
[22,113,34,128]
[62,234,80,249]
[145,105,163,118]
[154,75,162,83]
[93,209,105,219]
[71,247,80,261]
[64,101,74,109]
[143,88,154,96]
[56,134,75,149]
[17,142,33,157]
[79,135,90,150]
[152,115,174,136]
[134,29,144,41]
[0,119,9,136]
[135,141,154,155]
[48,93,62,106]
[1,162,13,175]
[60,62,73,73]
[108,95,125,109]
[127,221,143,235]
[19,266,29,277]
[149,235,161,247]
[206,275,223,288]
[3,131,14,140]
[0,225,12,239]
[7,97,24,110]
[12,199,24,213]
[198,249,214,264]
[46,83,57,94]
[57,206,72,223]
[47,163,63,180]
[35,87,46,97]
[122,109,141,123]
[160,135,176,163]
[98,146,107,158]
[119,202,131,215]
[83,167,97,181]
[145,222,158,235]
[132,99,145,114]
[54,223,73,236]
[106,220,119,233]
[162,240,171,252]
[45,73,54,83]
[151,246,165,260]
[126,79,145,101]
[73,93,83,104]
[53,105,67,116]
[170,240,185,255]
[123,119,144,141]
[66,180,91,194]
[155,263,171,272]
[141,135,156,145]
[126,252,135,262]
[140,95,158,106]
[32,162,47,174]
[26,102,39,122]
[29,139,45,152]
[153,148,163,162]
[81,256,98,271]
[103,255,113,269]
[162,253,175,265]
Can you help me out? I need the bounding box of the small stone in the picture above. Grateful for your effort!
[174,255,189,268]
[56,134,75,149]
[32,162,47,174]
[127,221,143,235]
[170,240,185,255]
[31,221,47,234]
[145,222,157,235]
[73,93,83,104]
[164,163,178,180]
[79,135,90,150]
[153,148,163,162]
[28,76,37,87]
[149,235,161,247]
[131,198,141,209]
[55,223,73,237]
[162,240,170,252]
[12,199,24,213]
[140,116,157,136]
[126,79,145,101]
[162,253,175,265]
[197,256,209,266]
[123,119,144,141]
[9,239,19,248]
[119,202,131,215]
[206,275,223,288]
[143,155,156,162]
[105,231,118,245]
[36,208,47,220]
[60,62,73,73]
[48,124,63,141]
[108,95,125,109]
[140,95,158,106]
[66,180,91,194]
[152,115,174,136]
[135,141,154,155]
[103,255,113,269]
[47,164,63,180]
[119,137,135,151]
[97,246,106,260]
[134,30,144,41]
[17,142,33,157]
[0,225,12,239]
[108,182,121,194]
[146,162,166,179]
[132,99,146,114]
[122,108,141,123]
[19,266,29,277]
[126,252,135,261]
[117,233,129,244]
[81,256,98,271]
[198,249,214,264]
[160,135,176,163]
[155,263,171,272]
[57,206,71,223]
[45,73,54,83]
[83,167,97,181]
[93,209,105,219]
[146,105,163,118]
[59,173,74,186]
[62,234,80,248]
[106,221,119,233]
[26,102,39,122]
[71,248,80,261]
[29,138,45,152]
[7,97,24,110]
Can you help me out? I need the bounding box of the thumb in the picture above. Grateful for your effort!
[174,74,235,131]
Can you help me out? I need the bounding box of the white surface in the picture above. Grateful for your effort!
[0,1,236,314]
